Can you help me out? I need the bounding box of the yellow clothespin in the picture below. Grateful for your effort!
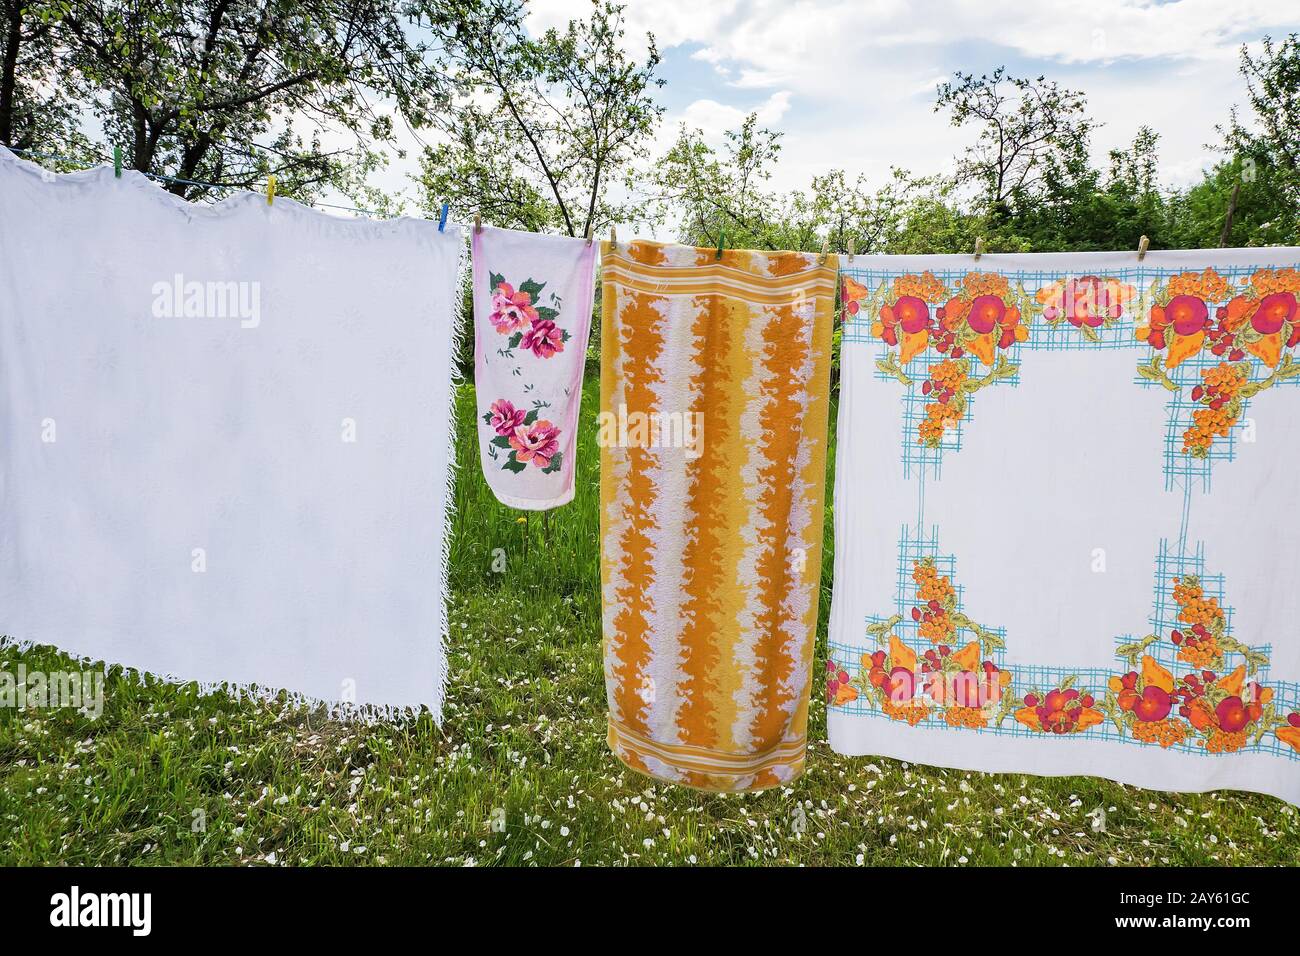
[266,175,276,206]
[818,237,830,265]
[973,236,984,262]
[610,224,618,253]
[1137,235,1150,261]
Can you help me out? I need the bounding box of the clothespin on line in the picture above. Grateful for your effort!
[266,175,276,206]
[609,224,618,252]
[848,236,858,263]
[1137,235,1150,261]
[585,222,593,246]
[973,236,984,262]
[818,237,829,265]
[438,202,449,232]
[715,227,725,261]
[113,147,122,179]
[474,212,482,235]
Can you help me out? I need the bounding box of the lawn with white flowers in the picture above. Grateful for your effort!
[2,377,1298,865]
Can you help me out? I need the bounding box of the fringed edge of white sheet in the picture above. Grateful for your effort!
[430,229,473,725]
[0,634,434,725]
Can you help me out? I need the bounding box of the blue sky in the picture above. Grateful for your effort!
[520,0,1299,196]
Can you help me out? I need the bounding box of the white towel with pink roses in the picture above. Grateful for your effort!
[472,226,596,510]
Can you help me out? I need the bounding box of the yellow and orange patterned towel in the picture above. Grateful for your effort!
[599,240,836,791]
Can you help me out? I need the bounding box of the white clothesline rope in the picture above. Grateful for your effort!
[7,146,423,221]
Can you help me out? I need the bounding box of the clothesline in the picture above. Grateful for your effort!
[10,146,1172,266]
[8,146,835,256]
[6,137,1300,801]
[9,146,387,219]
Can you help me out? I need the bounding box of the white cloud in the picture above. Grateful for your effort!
[543,0,1290,194]
[357,0,1293,215]
[674,0,1295,83]
[678,90,794,138]
[526,0,740,60]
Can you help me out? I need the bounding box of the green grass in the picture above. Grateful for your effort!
[1,374,1297,865]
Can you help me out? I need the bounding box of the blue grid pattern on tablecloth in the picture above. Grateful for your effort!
[827,529,1300,759]
[838,263,1297,348]
[841,263,1300,486]
[1134,347,1300,492]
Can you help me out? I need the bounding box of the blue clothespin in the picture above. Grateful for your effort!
[438,202,449,232]
[113,147,122,178]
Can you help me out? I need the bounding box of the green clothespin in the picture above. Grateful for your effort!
[113,147,122,178]
[715,227,725,261]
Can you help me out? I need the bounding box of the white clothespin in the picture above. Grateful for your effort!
[973,236,984,262]
[818,237,830,265]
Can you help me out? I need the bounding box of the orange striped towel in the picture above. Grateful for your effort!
[599,240,837,791]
